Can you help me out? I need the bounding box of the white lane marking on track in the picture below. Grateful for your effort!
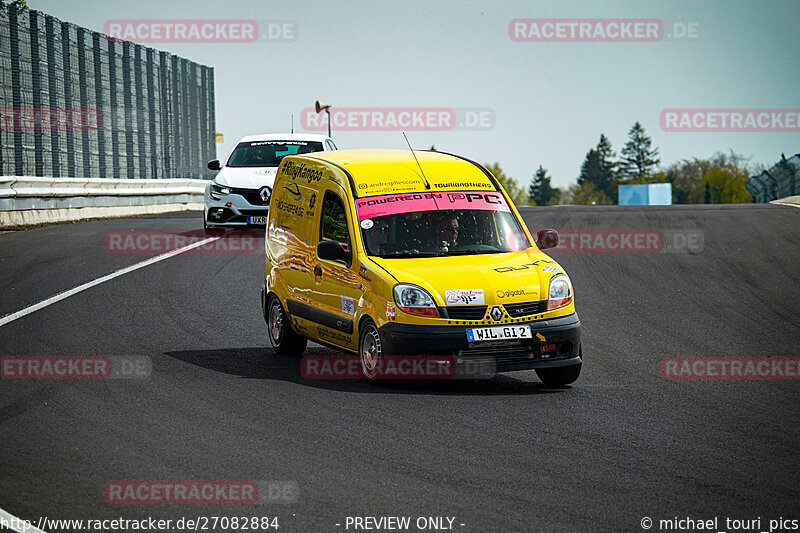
[0,236,220,328]
[0,506,47,532]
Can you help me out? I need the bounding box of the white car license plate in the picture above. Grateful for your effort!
[467,325,532,343]
[247,216,267,225]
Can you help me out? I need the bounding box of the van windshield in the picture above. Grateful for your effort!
[226,140,324,167]
[355,191,530,257]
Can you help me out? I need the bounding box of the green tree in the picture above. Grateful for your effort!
[578,149,603,189]
[663,158,708,204]
[701,168,752,203]
[664,151,755,204]
[484,162,529,206]
[546,187,564,205]
[595,133,619,200]
[619,122,660,181]
[579,135,620,201]
[564,182,613,206]
[528,165,555,206]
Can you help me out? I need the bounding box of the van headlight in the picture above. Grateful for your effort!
[546,274,573,311]
[393,283,440,318]
[210,181,231,199]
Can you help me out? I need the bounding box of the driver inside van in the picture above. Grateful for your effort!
[434,213,459,251]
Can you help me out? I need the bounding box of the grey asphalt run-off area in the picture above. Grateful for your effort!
[0,204,799,532]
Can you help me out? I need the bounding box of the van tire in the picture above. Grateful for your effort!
[358,319,383,379]
[535,361,582,387]
[266,295,307,356]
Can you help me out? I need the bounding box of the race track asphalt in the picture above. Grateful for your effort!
[1,204,798,532]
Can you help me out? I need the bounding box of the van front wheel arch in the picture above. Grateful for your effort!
[358,318,383,379]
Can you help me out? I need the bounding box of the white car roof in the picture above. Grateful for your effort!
[236,133,332,143]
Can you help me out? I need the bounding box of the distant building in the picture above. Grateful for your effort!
[746,153,800,203]
[0,5,216,179]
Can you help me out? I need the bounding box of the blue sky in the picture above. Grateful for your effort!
[28,0,800,189]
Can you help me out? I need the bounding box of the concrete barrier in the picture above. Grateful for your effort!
[0,176,207,227]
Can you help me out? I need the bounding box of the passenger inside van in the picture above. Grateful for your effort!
[363,221,390,254]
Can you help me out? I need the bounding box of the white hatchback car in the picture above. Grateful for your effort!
[204,133,337,230]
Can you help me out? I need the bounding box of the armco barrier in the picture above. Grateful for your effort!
[0,176,208,227]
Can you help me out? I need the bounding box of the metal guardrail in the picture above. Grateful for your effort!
[746,153,800,203]
[0,176,208,227]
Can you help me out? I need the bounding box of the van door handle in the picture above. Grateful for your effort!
[314,265,322,277]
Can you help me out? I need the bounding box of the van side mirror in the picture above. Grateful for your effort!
[536,229,559,250]
[207,160,221,171]
[317,240,351,264]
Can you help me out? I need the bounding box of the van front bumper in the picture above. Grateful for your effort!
[378,312,581,373]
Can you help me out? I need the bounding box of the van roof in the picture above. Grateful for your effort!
[307,149,497,197]
[237,133,331,143]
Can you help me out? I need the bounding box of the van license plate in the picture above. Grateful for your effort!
[247,216,267,225]
[467,325,532,343]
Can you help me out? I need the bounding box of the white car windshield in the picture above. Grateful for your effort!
[227,140,324,167]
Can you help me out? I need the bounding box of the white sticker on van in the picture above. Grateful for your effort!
[360,219,374,230]
[445,289,485,306]
[341,295,355,315]
[541,266,560,273]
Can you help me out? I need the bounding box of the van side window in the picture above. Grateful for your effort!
[320,192,350,252]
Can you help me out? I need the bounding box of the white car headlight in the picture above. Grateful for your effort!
[547,273,573,311]
[210,181,231,198]
[393,283,439,318]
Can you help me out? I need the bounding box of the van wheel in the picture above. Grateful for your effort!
[535,362,582,387]
[359,319,383,379]
[267,295,307,356]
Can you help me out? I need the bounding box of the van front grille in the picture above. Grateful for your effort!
[445,306,487,320]
[503,301,547,318]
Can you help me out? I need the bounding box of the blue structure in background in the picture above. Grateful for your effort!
[618,183,672,205]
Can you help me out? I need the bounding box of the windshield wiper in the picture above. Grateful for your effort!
[445,248,504,255]
[379,251,443,258]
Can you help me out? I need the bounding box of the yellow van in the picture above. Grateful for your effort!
[261,149,582,385]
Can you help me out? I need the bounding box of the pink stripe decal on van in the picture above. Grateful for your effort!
[355,191,510,220]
